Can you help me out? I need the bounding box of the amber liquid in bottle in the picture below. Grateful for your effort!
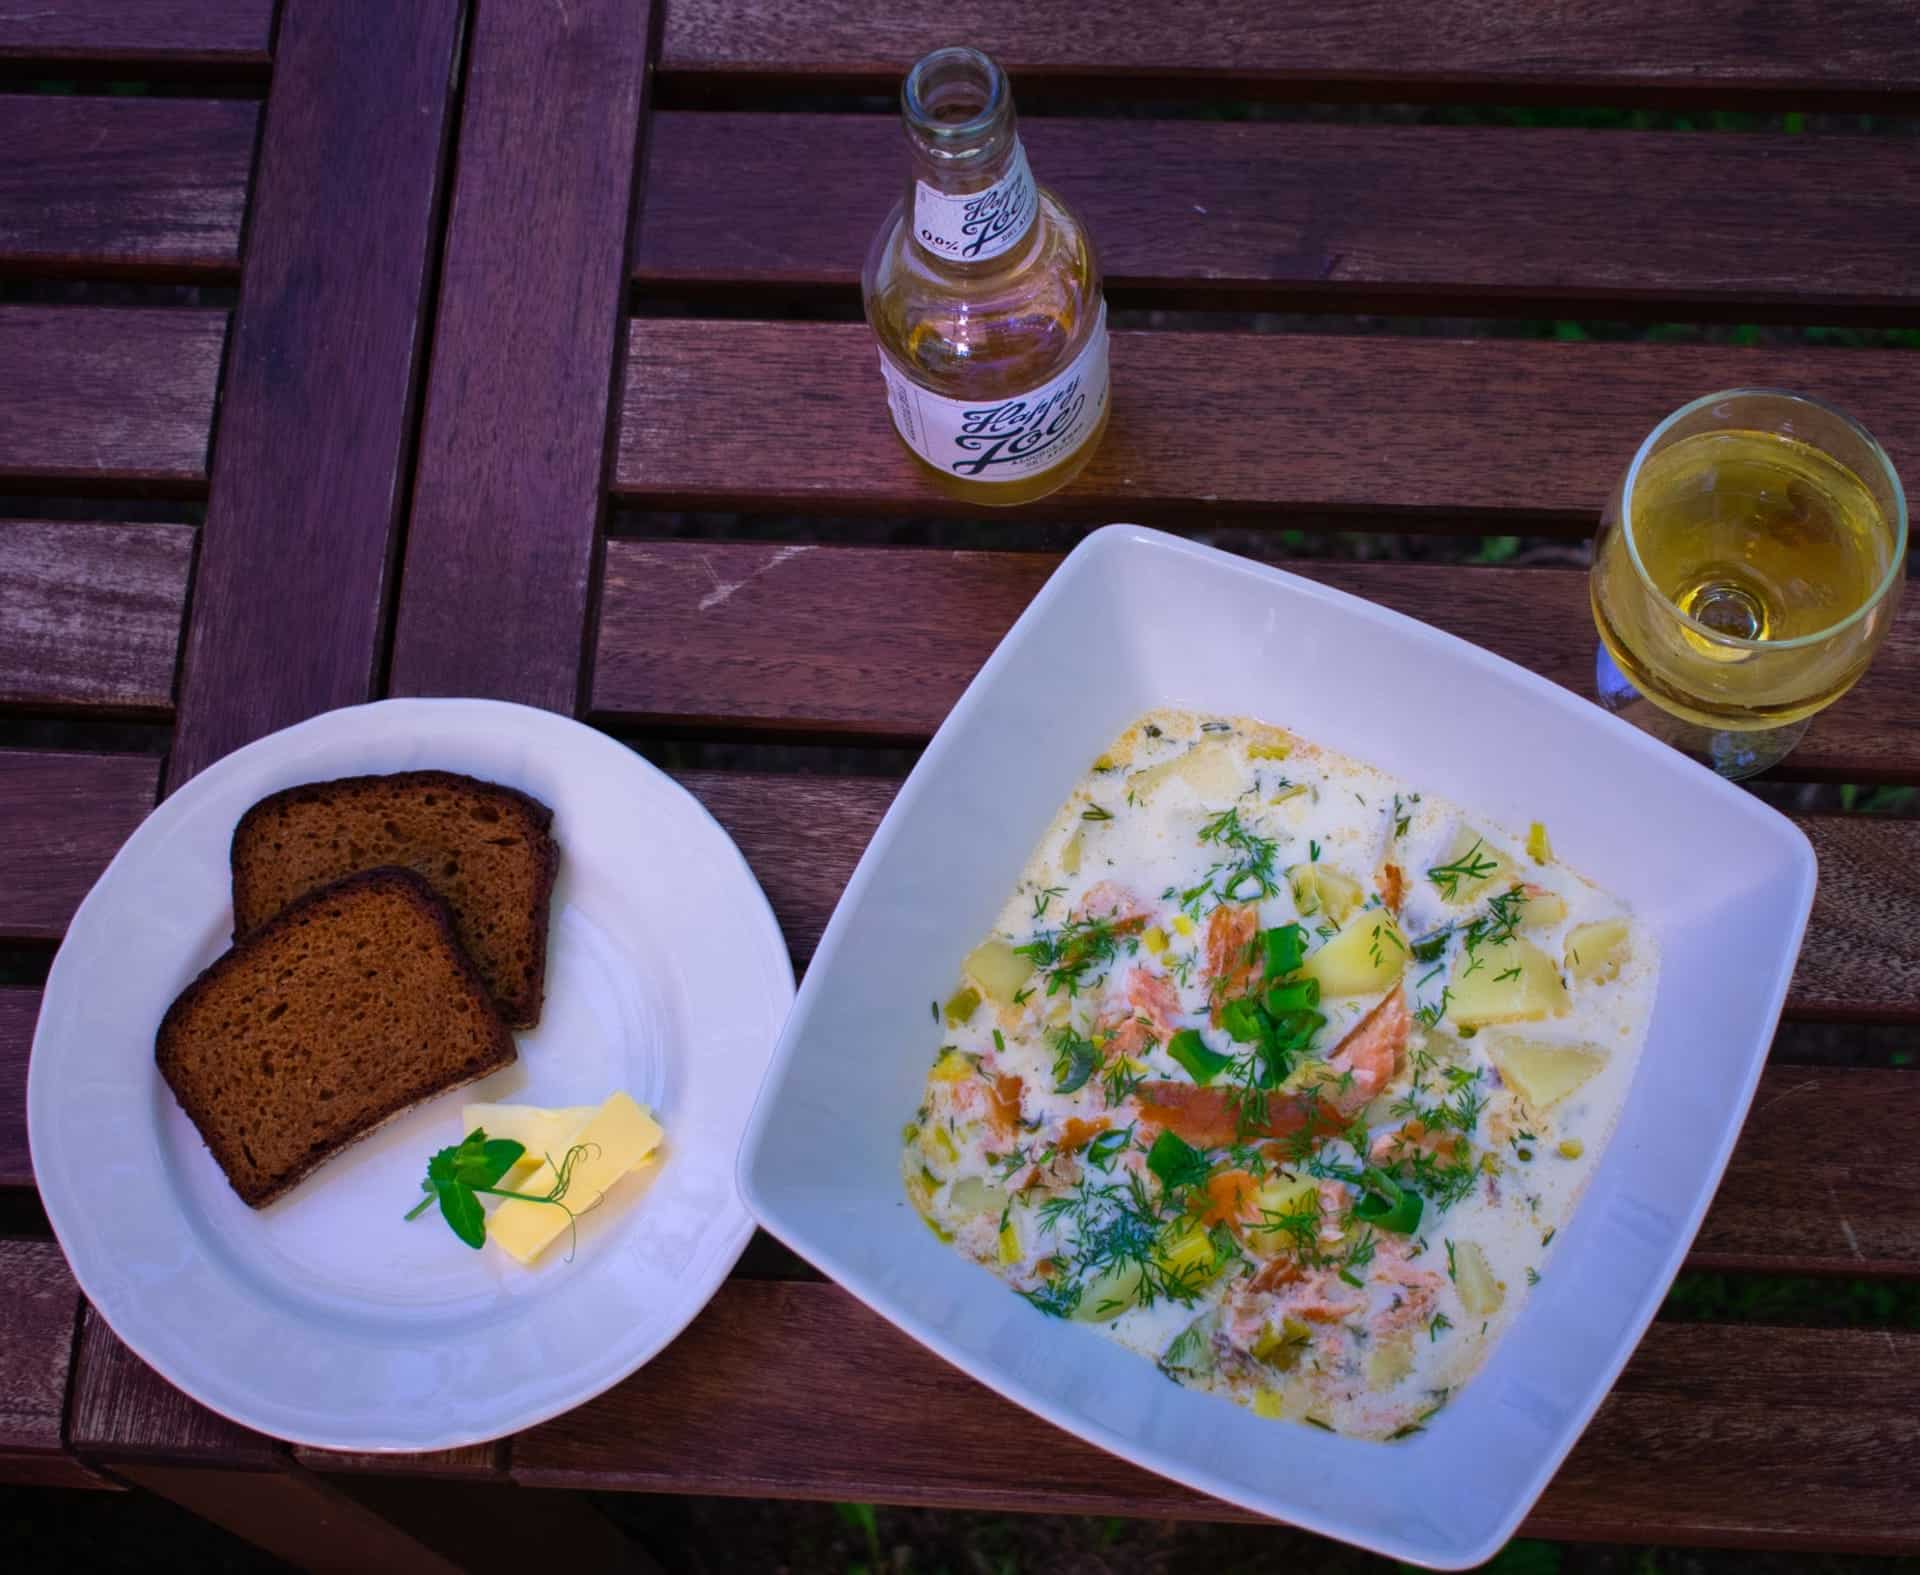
[862,47,1109,507]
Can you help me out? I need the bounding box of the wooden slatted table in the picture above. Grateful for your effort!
[4,0,1918,1565]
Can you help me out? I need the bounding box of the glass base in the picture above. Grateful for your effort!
[1593,643,1808,781]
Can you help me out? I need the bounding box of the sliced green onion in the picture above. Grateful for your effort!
[1167,1028,1233,1086]
[1352,1168,1424,1234]
[1262,923,1307,980]
[1264,977,1321,1015]
[1220,997,1265,1045]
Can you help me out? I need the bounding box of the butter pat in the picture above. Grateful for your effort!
[461,1101,598,1184]
[487,1092,664,1265]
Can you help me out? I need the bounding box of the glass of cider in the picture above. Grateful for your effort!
[1591,389,1907,779]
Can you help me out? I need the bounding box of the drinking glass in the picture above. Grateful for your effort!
[1591,389,1907,779]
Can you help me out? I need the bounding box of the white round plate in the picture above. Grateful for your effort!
[28,699,793,1451]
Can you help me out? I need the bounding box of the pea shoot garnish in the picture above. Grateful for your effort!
[404,1127,592,1251]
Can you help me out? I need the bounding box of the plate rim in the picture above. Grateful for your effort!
[29,695,795,1452]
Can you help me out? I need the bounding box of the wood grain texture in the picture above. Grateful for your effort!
[0,0,272,68]
[0,750,157,942]
[166,0,462,787]
[1695,1066,1920,1275]
[68,1309,510,1481]
[511,1280,1920,1549]
[670,770,1918,1022]
[0,521,191,716]
[0,95,254,278]
[594,547,1920,781]
[615,324,1920,524]
[0,307,222,489]
[69,1304,279,1468]
[291,1443,503,1480]
[1797,816,1920,1022]
[659,0,1920,105]
[639,115,1920,318]
[672,768,892,967]
[0,1239,107,1489]
[0,990,35,1190]
[387,0,652,715]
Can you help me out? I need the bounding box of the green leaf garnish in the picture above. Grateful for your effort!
[403,1126,592,1253]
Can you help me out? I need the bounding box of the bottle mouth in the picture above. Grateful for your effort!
[903,46,1011,163]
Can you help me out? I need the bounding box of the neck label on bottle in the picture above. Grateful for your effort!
[879,302,1109,484]
[913,139,1036,263]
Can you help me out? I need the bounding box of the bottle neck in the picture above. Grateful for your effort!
[900,46,1036,267]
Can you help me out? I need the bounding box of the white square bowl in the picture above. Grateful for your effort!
[735,524,1815,1568]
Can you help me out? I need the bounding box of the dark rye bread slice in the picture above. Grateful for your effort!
[157,868,517,1208]
[231,770,558,1028]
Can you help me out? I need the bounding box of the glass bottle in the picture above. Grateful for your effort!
[862,46,1110,507]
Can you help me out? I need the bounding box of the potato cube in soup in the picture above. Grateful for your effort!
[1452,1240,1504,1316]
[1430,826,1512,904]
[1491,1038,1606,1109]
[963,939,1035,1005]
[1517,884,1568,929]
[1127,740,1241,803]
[1287,862,1363,926]
[1566,919,1631,984]
[1368,1333,1416,1389]
[1302,913,1408,996]
[1448,938,1568,1026]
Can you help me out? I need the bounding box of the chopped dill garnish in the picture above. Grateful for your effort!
[1427,839,1497,900]
[1197,807,1281,904]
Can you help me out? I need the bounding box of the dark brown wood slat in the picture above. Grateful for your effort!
[1796,816,1920,1022]
[659,0,1920,106]
[165,0,463,786]
[615,324,1920,524]
[1695,1066,1920,1275]
[69,1308,507,1481]
[0,750,157,943]
[0,0,272,69]
[595,547,1920,782]
[639,115,1920,319]
[673,770,1919,1023]
[0,521,191,716]
[0,989,35,1190]
[0,96,254,278]
[511,1279,1920,1550]
[674,768,892,970]
[69,1303,283,1468]
[0,307,222,489]
[0,1240,110,1488]
[388,0,653,715]
[291,1444,504,1480]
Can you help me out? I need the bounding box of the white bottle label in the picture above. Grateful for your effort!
[879,303,1109,485]
[912,139,1036,263]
